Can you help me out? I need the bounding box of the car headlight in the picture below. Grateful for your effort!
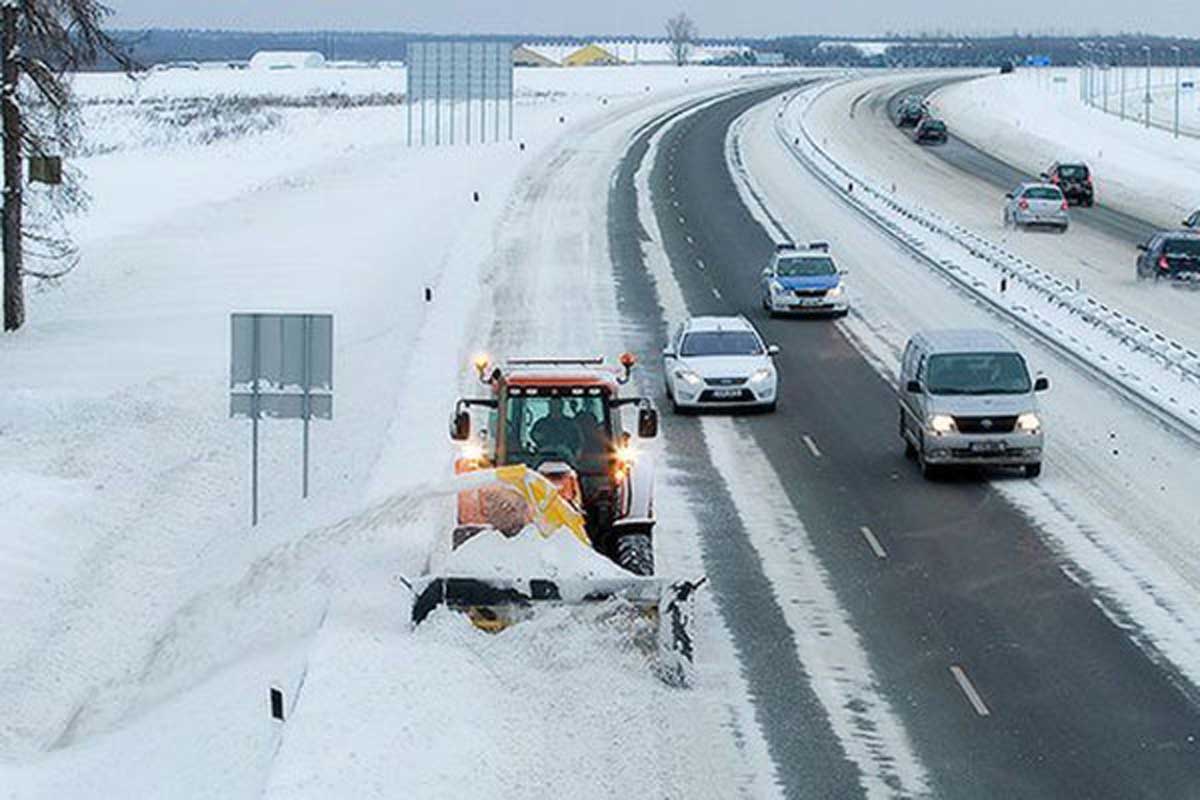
[827,285,844,298]
[928,414,957,434]
[749,368,773,383]
[675,369,703,387]
[1015,412,1041,433]
[769,280,785,294]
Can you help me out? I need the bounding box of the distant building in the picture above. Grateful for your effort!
[562,43,621,67]
[512,45,558,67]
[248,51,327,70]
[755,51,786,66]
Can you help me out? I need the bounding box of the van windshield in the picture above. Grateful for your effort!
[925,352,1031,395]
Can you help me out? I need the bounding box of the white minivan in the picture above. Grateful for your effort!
[899,330,1048,479]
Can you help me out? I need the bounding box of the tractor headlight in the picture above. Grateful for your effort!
[1016,412,1041,433]
[928,414,957,435]
[749,367,773,384]
[613,443,637,479]
[675,369,703,387]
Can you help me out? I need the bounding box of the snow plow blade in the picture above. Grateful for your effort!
[411,575,706,685]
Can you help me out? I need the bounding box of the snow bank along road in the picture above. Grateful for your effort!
[636,80,1200,797]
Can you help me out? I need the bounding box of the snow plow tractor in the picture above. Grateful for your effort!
[411,354,704,684]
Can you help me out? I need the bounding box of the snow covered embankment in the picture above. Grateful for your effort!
[778,80,1200,441]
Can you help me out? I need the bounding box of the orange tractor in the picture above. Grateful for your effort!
[411,354,703,683]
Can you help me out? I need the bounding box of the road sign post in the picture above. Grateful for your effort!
[407,40,513,147]
[230,313,333,525]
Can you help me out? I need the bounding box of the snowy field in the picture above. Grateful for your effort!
[0,65,799,798]
[932,69,1200,226]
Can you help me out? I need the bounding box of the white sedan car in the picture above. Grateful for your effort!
[663,316,779,413]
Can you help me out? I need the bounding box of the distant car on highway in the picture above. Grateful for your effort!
[760,242,849,317]
[1003,183,1069,232]
[1041,162,1094,206]
[662,316,779,413]
[999,61,1016,74]
[899,329,1048,479]
[913,118,947,145]
[895,96,926,127]
[1136,230,1200,283]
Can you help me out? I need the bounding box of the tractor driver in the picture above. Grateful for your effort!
[531,396,582,459]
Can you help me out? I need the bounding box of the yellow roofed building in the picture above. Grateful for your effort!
[562,43,621,67]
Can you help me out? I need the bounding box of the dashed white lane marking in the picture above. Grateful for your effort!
[859,526,887,559]
[949,665,991,717]
[695,259,706,271]
[802,434,822,458]
[711,287,722,300]
[686,234,694,244]
[678,215,686,225]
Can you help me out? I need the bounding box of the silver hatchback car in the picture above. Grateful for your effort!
[1004,182,1069,232]
[899,330,1049,479]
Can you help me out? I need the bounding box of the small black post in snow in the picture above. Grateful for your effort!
[472,191,480,203]
[1000,276,1008,293]
[424,287,433,302]
[270,687,285,721]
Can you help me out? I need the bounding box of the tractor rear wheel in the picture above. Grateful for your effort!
[616,533,655,576]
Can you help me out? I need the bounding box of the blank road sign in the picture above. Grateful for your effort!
[230,313,332,392]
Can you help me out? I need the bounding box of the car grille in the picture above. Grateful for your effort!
[698,389,755,403]
[954,415,1017,434]
[792,289,828,298]
[704,377,747,387]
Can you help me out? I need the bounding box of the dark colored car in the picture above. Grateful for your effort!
[999,61,1016,74]
[913,118,947,144]
[895,95,926,127]
[1042,162,1094,206]
[1137,231,1200,283]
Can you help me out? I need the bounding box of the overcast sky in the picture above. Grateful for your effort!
[107,0,1196,38]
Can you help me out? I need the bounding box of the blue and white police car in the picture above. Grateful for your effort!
[760,242,849,317]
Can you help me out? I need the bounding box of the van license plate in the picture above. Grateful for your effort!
[970,441,1005,453]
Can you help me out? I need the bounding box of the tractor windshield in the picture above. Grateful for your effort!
[503,389,612,474]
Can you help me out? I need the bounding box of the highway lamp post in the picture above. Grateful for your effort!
[1143,45,1153,129]
[1118,44,1127,121]
[1172,45,1181,139]
[1101,45,1109,113]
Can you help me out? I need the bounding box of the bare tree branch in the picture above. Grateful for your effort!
[665,12,698,66]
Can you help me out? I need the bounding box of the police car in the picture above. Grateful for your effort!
[759,242,849,317]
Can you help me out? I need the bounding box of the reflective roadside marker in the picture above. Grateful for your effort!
[270,687,285,721]
[425,287,433,302]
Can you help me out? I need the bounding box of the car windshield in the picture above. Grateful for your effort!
[777,255,836,277]
[681,331,763,357]
[1058,165,1088,179]
[1164,238,1200,258]
[1024,187,1062,200]
[503,391,611,471]
[925,352,1032,395]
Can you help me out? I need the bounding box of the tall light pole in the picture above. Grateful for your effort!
[1172,45,1181,138]
[1143,45,1153,128]
[1118,43,1127,120]
[1101,44,1109,113]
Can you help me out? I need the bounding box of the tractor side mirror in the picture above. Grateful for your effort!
[906,380,921,393]
[1034,376,1050,392]
[1039,172,1049,180]
[638,406,659,439]
[450,409,470,441]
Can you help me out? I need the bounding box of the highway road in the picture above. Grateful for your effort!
[611,83,1200,798]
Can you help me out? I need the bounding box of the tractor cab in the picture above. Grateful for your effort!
[450,354,659,575]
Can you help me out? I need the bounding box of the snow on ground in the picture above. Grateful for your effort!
[932,69,1200,226]
[734,86,1200,705]
[0,67,793,798]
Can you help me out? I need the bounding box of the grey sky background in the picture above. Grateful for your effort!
[107,0,1195,38]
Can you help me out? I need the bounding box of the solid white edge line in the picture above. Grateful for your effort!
[949,665,992,717]
[858,526,887,559]
[802,434,822,458]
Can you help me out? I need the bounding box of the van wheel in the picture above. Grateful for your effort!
[904,438,917,460]
[1024,463,1042,479]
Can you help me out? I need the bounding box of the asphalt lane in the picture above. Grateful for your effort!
[643,85,1200,798]
[608,85,866,800]
[888,78,1160,244]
